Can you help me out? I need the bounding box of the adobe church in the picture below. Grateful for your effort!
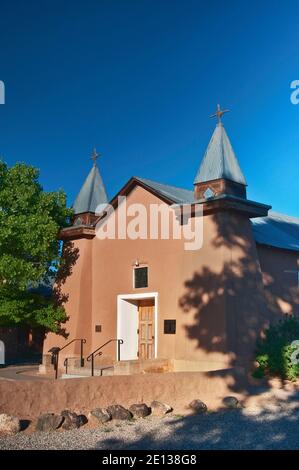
[43,107,299,375]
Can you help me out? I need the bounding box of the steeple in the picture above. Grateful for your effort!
[194,105,247,200]
[72,149,108,226]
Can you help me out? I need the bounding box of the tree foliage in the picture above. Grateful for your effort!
[254,315,299,381]
[0,160,73,332]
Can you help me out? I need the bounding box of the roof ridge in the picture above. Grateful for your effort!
[135,176,192,191]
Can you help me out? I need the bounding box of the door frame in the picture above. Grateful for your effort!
[117,292,158,360]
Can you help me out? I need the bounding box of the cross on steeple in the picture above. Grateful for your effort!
[210,104,230,124]
[91,148,101,166]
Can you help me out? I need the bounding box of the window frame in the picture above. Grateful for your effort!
[133,266,149,289]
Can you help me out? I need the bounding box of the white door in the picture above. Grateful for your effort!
[0,341,5,365]
[117,299,139,360]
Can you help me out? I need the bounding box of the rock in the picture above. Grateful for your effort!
[150,401,172,416]
[188,399,207,413]
[222,396,239,408]
[129,403,151,418]
[61,410,85,430]
[78,414,88,426]
[0,414,21,435]
[87,413,102,427]
[35,413,64,432]
[107,405,132,420]
[89,408,111,424]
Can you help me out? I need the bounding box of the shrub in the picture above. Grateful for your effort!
[253,315,299,381]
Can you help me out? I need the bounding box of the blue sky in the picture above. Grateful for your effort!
[0,0,299,215]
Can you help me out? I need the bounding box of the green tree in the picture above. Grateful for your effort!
[0,160,73,332]
[254,315,299,381]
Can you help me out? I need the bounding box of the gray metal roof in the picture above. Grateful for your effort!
[73,164,108,214]
[134,178,299,252]
[135,177,194,204]
[194,123,247,185]
[252,211,299,252]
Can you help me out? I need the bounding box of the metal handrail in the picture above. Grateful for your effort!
[48,338,86,379]
[59,338,87,353]
[86,338,123,377]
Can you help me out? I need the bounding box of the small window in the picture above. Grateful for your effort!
[204,187,215,199]
[164,319,176,334]
[74,217,82,226]
[95,325,102,333]
[134,267,148,289]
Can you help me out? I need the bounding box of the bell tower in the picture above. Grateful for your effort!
[194,105,247,201]
[72,148,108,228]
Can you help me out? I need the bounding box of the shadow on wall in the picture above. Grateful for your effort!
[178,212,299,395]
[52,240,80,338]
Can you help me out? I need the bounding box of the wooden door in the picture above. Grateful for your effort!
[138,300,155,359]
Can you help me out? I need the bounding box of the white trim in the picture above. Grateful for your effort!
[117,292,158,360]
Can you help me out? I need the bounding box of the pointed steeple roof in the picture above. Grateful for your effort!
[194,122,247,186]
[73,152,108,215]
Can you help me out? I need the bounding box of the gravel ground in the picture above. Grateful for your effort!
[1,396,299,450]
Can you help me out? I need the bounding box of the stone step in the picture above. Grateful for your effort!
[114,358,171,375]
[62,365,114,377]
[60,374,88,379]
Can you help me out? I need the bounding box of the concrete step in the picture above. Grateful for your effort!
[114,358,171,375]
[63,365,114,377]
[60,374,88,379]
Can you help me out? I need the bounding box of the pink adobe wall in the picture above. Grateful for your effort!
[0,370,248,419]
[43,238,93,359]
[257,244,299,318]
[44,185,270,369]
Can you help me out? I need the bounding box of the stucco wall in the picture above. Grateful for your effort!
[257,244,299,318]
[0,369,247,419]
[44,185,268,369]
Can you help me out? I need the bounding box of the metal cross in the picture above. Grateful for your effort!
[210,104,230,124]
[91,148,101,166]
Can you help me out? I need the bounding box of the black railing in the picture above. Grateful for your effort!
[48,338,86,379]
[86,339,123,377]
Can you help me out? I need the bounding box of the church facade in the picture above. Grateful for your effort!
[43,111,299,373]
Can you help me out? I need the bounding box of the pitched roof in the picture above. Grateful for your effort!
[73,164,108,214]
[252,211,299,252]
[194,123,247,185]
[135,177,194,204]
[133,177,299,252]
